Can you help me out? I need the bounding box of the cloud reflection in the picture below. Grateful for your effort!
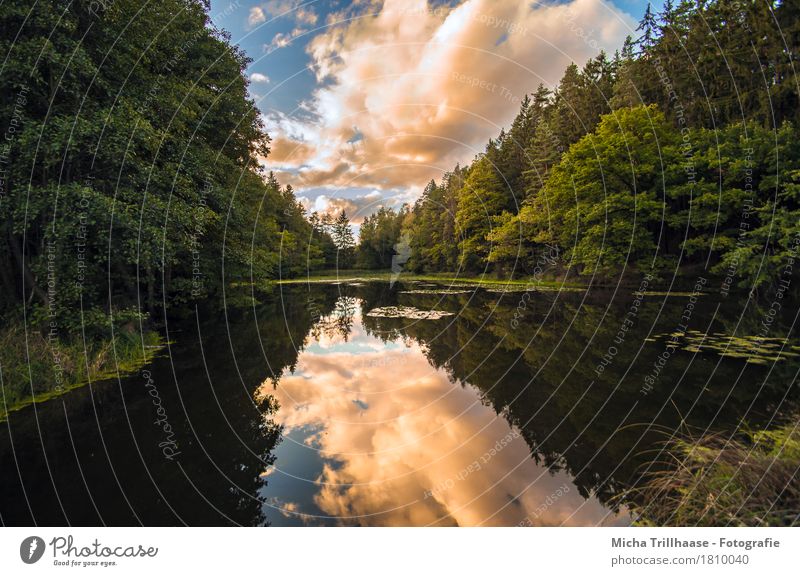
[257,305,624,526]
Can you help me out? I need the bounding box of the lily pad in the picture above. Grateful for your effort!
[648,330,798,364]
[485,286,585,293]
[399,289,473,295]
[644,291,708,297]
[366,306,454,320]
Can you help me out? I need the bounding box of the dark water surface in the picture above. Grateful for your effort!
[1,281,797,526]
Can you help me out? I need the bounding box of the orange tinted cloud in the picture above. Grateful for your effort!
[257,309,623,526]
[268,136,317,163]
[264,0,635,199]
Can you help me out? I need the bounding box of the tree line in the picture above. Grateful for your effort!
[3,0,799,337]
[354,0,800,293]
[0,0,341,334]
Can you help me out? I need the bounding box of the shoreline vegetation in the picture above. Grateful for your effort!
[626,418,800,526]
[0,323,162,421]
[273,268,722,292]
[274,269,582,287]
[2,2,329,422]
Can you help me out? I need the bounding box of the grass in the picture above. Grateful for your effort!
[0,322,163,421]
[273,269,586,288]
[625,418,800,526]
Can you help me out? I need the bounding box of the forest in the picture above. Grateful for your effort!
[0,0,341,412]
[4,0,799,335]
[0,0,340,326]
[354,0,800,293]
[3,0,799,413]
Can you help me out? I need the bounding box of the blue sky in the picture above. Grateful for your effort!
[209,0,663,223]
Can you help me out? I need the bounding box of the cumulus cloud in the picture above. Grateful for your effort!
[265,0,635,208]
[247,6,266,28]
[257,311,617,526]
[294,6,318,25]
[248,0,319,29]
[249,72,270,83]
[296,192,398,224]
[269,136,315,163]
[264,28,307,53]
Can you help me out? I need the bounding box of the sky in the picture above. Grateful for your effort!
[209,0,663,225]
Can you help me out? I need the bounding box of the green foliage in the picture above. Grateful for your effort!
[0,0,336,411]
[397,0,799,292]
[357,206,407,269]
[529,105,673,275]
[405,172,462,272]
[0,321,162,420]
[330,210,356,269]
[629,418,800,526]
[0,0,327,330]
[712,122,800,291]
[455,156,508,271]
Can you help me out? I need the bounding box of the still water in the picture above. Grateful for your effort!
[1,281,796,525]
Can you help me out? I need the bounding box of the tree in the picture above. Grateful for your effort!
[0,0,325,331]
[529,105,674,276]
[634,3,659,53]
[495,94,534,203]
[455,156,508,271]
[713,121,800,291]
[331,211,356,269]
[309,211,338,268]
[399,0,800,287]
[552,63,588,147]
[523,115,563,202]
[357,206,407,269]
[405,170,462,272]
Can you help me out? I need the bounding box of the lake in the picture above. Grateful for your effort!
[1,280,796,526]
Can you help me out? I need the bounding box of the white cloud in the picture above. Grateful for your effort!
[294,6,318,25]
[266,0,636,204]
[264,28,308,53]
[257,329,615,526]
[247,6,266,28]
[248,1,319,29]
[296,193,389,224]
[249,72,271,83]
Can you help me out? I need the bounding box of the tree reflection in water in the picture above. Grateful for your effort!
[1,282,796,526]
[261,283,798,525]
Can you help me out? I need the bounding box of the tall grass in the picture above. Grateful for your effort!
[626,420,800,526]
[0,323,162,420]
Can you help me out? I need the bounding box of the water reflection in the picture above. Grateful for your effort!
[1,282,796,526]
[256,282,798,526]
[258,303,621,526]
